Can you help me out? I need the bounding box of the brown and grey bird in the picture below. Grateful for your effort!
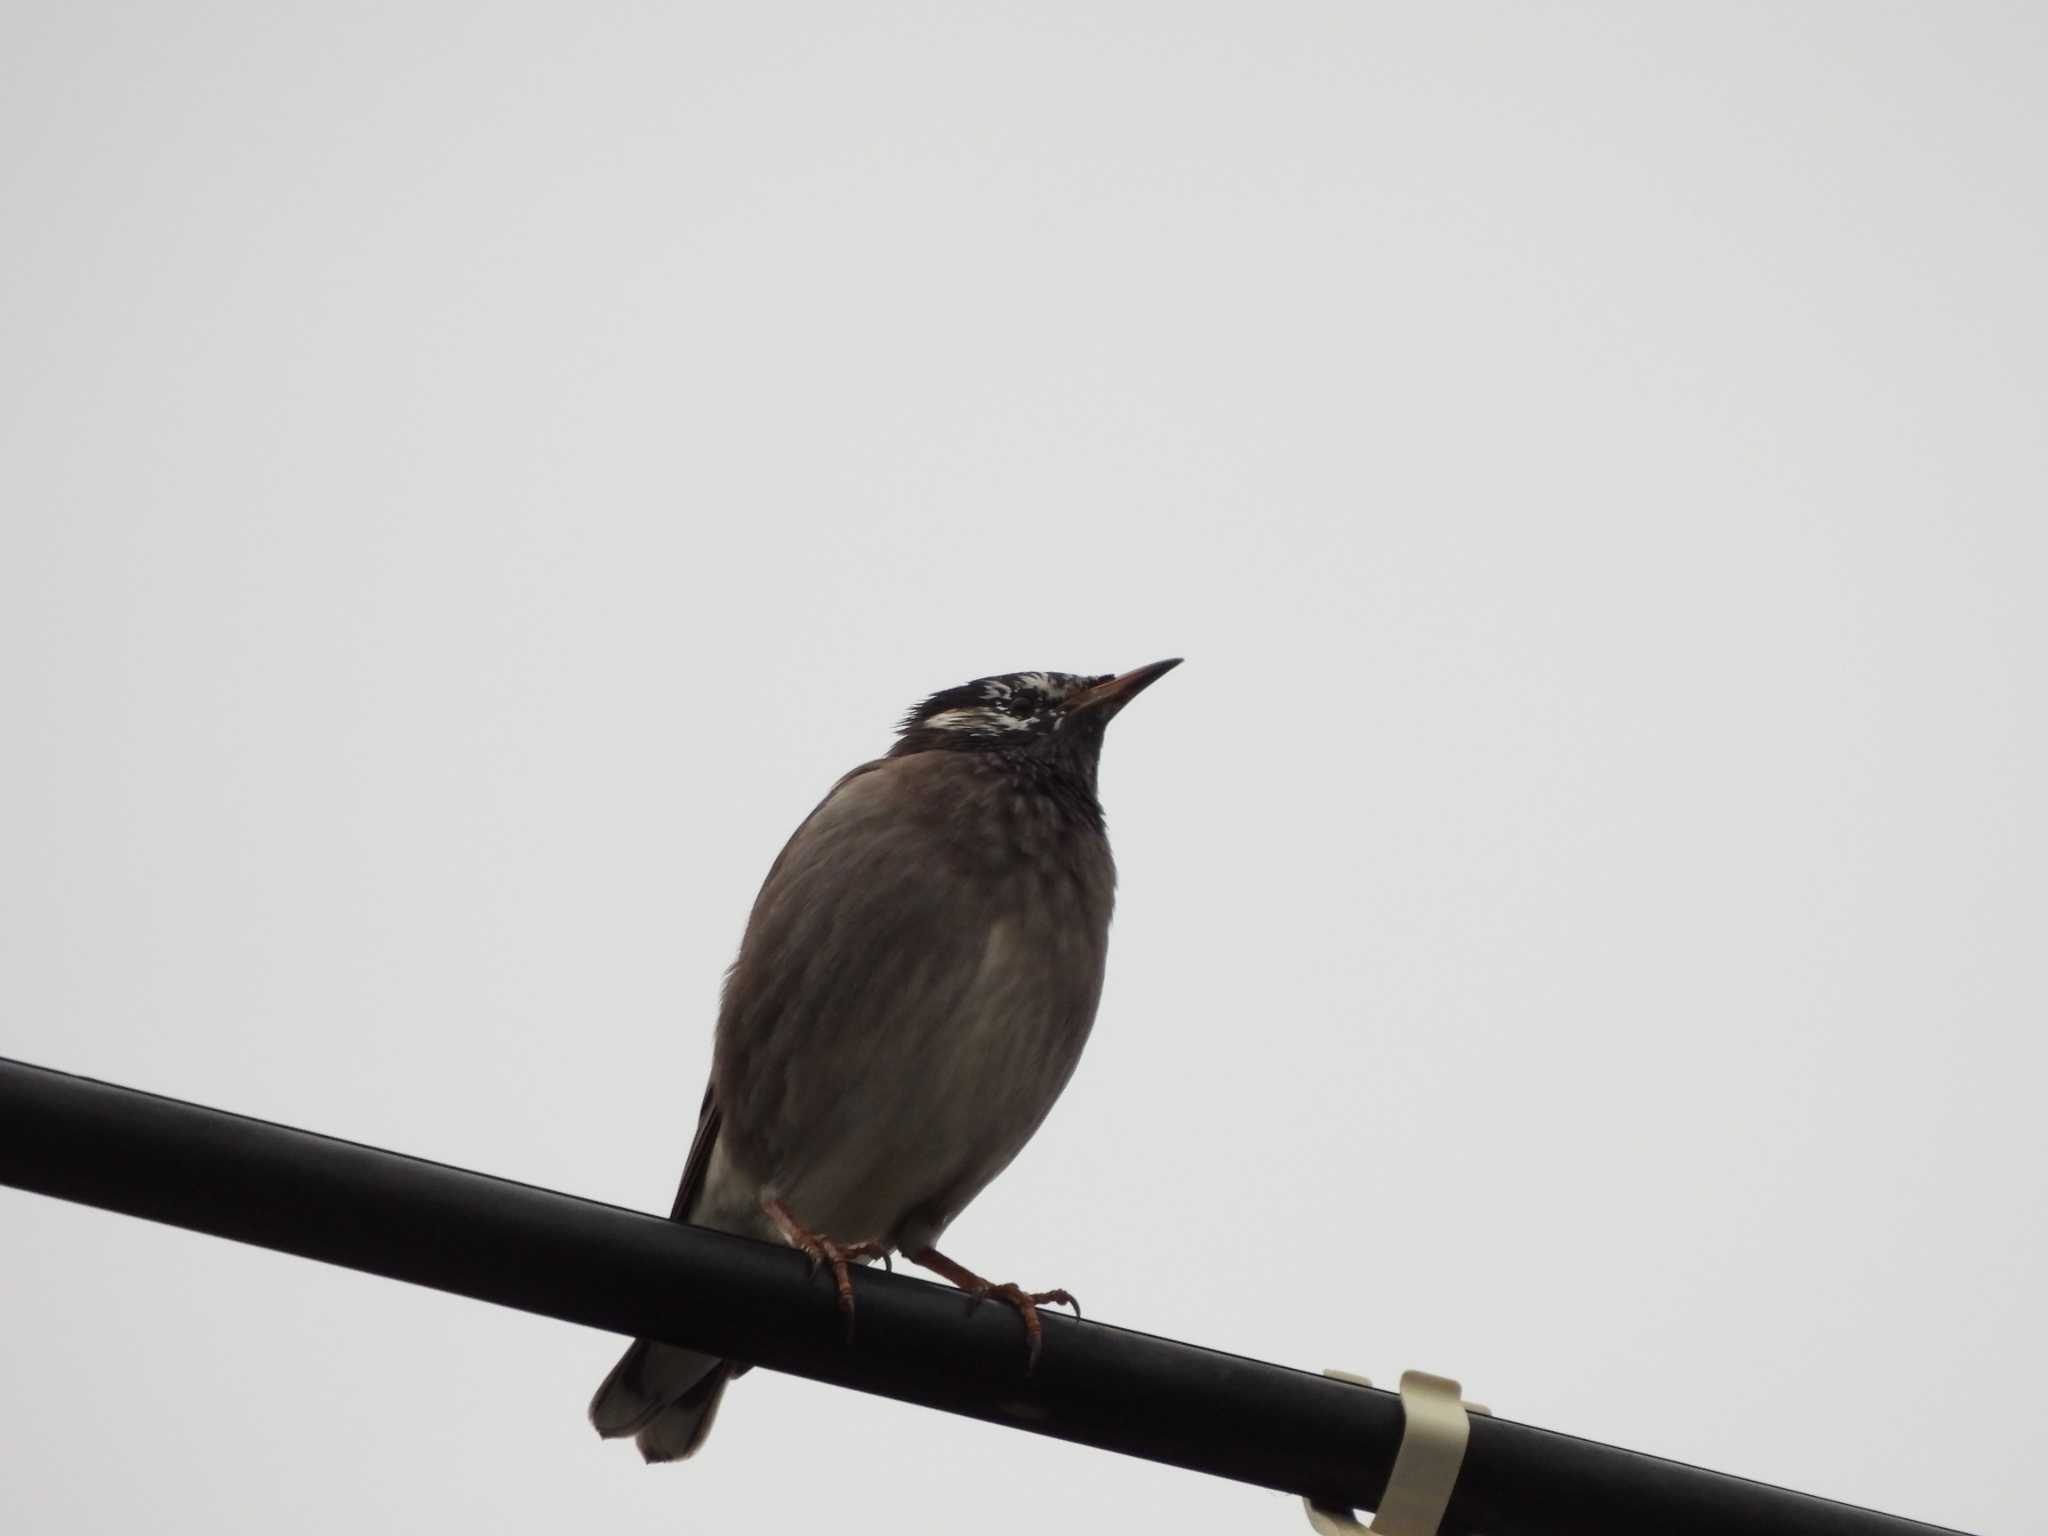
[588,659,1180,1462]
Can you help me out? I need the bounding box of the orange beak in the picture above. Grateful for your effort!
[1066,658,1183,720]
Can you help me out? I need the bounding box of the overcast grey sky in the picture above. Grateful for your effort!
[3,5,2042,1533]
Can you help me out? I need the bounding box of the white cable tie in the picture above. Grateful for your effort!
[1303,1369,1490,1536]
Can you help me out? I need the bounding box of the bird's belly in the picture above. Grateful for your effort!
[724,913,1101,1250]
[789,1001,1078,1244]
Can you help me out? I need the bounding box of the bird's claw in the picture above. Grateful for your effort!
[965,1282,1080,1373]
[761,1199,889,1338]
[983,1277,1081,1376]
[909,1245,1080,1374]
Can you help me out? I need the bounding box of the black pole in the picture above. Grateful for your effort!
[0,1056,1968,1536]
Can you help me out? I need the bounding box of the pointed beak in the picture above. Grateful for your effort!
[1066,657,1183,721]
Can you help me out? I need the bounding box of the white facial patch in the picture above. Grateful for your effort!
[924,706,1030,733]
[908,670,1101,741]
[1012,672,1070,698]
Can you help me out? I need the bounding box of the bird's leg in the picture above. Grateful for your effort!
[906,1246,1080,1372]
[761,1199,889,1329]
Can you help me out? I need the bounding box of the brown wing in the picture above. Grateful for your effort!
[666,1081,721,1222]
[662,1080,752,1383]
[665,760,901,1225]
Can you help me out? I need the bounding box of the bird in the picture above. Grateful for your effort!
[588,659,1181,1463]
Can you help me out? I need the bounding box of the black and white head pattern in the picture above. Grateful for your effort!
[898,670,1110,746]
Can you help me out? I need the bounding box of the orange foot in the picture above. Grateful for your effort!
[762,1198,889,1334]
[908,1246,1080,1373]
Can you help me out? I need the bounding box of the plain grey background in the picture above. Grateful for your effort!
[3,5,2041,1533]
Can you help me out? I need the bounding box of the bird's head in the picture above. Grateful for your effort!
[890,660,1182,775]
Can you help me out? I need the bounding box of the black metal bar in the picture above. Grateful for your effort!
[0,1055,1967,1536]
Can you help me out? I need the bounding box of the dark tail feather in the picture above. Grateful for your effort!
[633,1363,733,1462]
[589,1339,727,1454]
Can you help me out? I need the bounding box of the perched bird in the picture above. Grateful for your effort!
[589,659,1181,1462]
